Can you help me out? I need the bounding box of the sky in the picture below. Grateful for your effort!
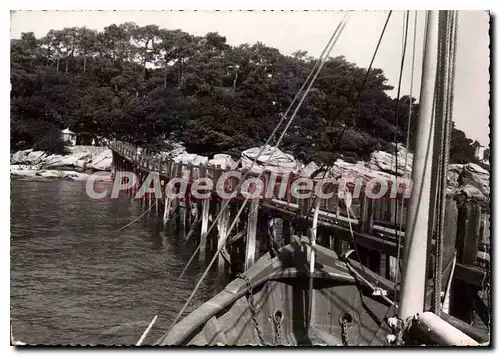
[10,10,490,146]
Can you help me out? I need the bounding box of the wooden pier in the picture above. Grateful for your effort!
[109,141,489,325]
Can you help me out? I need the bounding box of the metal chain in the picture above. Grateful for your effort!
[340,313,352,346]
[237,273,266,345]
[341,319,349,346]
[273,311,283,345]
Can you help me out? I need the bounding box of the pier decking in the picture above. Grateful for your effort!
[109,141,489,324]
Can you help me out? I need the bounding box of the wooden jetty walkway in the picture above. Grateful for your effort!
[109,141,489,325]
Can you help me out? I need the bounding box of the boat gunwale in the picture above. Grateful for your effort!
[157,241,396,346]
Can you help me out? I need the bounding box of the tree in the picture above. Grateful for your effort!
[449,122,476,163]
[11,24,483,167]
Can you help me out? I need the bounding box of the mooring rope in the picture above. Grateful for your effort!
[111,200,157,233]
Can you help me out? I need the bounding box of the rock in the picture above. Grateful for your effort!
[447,164,463,187]
[209,154,237,170]
[90,171,113,182]
[10,146,112,172]
[11,166,90,181]
[74,159,87,171]
[459,163,489,197]
[10,165,38,178]
[299,161,319,177]
[173,153,209,166]
[241,145,298,174]
[330,159,395,184]
[458,184,487,201]
[11,149,32,164]
[26,150,47,164]
[368,145,413,176]
[88,149,113,171]
[35,169,90,181]
[62,171,91,181]
[161,141,187,159]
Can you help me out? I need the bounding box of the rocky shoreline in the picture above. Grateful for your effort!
[10,145,113,182]
[10,143,489,201]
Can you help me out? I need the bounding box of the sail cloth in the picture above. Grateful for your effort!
[241,145,298,174]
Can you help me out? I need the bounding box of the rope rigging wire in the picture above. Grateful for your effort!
[395,12,458,327]
[157,13,352,344]
[174,11,352,284]
[305,11,393,280]
[391,9,410,306]
[431,10,458,315]
[369,10,432,344]
[310,10,394,181]
[307,9,393,206]
[396,11,418,288]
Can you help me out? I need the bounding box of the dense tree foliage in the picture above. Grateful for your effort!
[11,24,482,164]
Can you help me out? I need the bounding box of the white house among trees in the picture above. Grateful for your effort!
[61,128,76,146]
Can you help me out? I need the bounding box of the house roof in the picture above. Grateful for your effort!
[61,128,75,135]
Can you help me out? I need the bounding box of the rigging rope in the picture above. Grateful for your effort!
[392,9,410,306]
[396,11,418,290]
[112,201,157,232]
[158,14,352,343]
[175,11,352,283]
[306,11,394,277]
[432,10,458,315]
[392,10,409,222]
[330,11,394,156]
[308,10,393,198]
[310,10,394,181]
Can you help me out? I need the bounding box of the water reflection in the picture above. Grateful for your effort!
[11,179,221,345]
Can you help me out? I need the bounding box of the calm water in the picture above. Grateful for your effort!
[11,179,223,345]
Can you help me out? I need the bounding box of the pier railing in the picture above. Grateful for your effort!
[109,141,489,301]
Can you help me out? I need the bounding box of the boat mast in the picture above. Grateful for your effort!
[397,10,439,320]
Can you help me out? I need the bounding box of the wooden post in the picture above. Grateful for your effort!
[301,197,311,217]
[245,199,259,271]
[380,254,388,279]
[389,256,398,282]
[163,163,176,225]
[179,163,192,234]
[213,165,228,273]
[199,164,210,262]
[269,217,284,250]
[329,234,335,250]
[174,164,184,234]
[257,213,268,255]
[139,172,145,206]
[282,218,292,246]
[442,196,458,282]
[451,199,482,323]
[359,193,374,234]
[217,199,230,273]
[456,200,481,265]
